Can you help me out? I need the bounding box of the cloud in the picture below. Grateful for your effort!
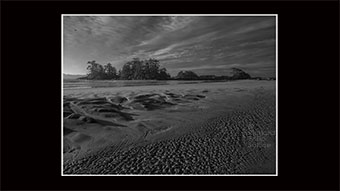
[63,16,276,77]
[231,18,275,35]
[161,16,196,32]
[237,39,275,47]
[150,44,178,56]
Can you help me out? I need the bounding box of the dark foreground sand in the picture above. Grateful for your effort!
[63,80,276,174]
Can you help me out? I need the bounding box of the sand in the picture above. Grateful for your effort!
[63,80,276,174]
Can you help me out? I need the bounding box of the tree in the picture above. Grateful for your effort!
[86,60,105,80]
[85,58,171,80]
[147,58,160,79]
[230,68,251,80]
[103,63,117,79]
[117,69,122,79]
[120,61,133,80]
[131,58,143,80]
[176,70,199,80]
[142,59,150,79]
[157,68,171,80]
[120,58,170,80]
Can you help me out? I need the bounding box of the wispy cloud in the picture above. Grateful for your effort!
[232,19,275,35]
[161,16,197,32]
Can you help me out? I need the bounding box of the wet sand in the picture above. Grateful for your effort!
[63,80,276,174]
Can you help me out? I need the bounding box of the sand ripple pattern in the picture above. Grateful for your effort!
[63,92,206,124]
[63,90,275,174]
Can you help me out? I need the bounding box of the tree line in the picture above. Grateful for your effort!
[81,57,254,81]
[82,58,170,80]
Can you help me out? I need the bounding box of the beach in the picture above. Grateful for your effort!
[63,79,276,174]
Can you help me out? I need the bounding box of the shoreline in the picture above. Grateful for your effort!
[63,79,275,90]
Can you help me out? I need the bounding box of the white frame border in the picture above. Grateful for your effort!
[61,14,278,176]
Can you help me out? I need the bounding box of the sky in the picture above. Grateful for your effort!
[63,15,276,77]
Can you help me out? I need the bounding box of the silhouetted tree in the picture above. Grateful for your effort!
[147,58,160,79]
[117,69,122,79]
[175,70,199,80]
[86,60,105,80]
[131,58,144,80]
[120,61,133,80]
[157,68,171,80]
[230,68,251,80]
[120,58,170,80]
[104,63,117,79]
[84,60,252,81]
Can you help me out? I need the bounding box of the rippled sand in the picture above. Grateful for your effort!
[63,80,276,175]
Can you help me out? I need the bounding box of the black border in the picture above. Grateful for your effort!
[1,1,339,190]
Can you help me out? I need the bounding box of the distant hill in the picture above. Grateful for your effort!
[63,73,86,80]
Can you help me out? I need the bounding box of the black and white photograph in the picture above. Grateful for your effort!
[62,14,277,175]
[2,0,340,190]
